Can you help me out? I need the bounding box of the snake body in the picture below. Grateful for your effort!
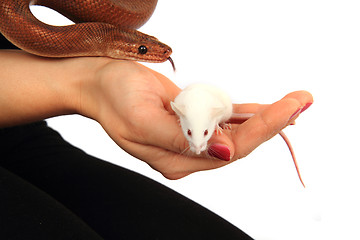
[0,0,173,64]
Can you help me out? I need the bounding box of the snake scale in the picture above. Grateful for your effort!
[0,0,173,67]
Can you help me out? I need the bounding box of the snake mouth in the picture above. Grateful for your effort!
[168,57,176,72]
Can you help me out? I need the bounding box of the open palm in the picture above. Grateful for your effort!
[82,60,313,179]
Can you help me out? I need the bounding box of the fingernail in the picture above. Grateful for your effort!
[208,144,231,161]
[301,102,312,113]
[288,108,302,122]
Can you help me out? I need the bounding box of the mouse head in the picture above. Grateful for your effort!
[171,101,223,155]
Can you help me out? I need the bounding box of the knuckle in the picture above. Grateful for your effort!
[258,113,274,138]
[282,97,301,109]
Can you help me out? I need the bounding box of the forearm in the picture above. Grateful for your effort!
[0,50,105,127]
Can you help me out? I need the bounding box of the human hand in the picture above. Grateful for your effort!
[82,60,313,179]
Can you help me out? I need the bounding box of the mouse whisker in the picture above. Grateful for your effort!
[171,146,191,163]
[179,146,191,156]
[204,145,218,169]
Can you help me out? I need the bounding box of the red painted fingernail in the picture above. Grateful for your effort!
[288,108,302,122]
[208,144,231,161]
[301,102,312,113]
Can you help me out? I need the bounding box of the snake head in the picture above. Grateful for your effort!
[105,27,172,64]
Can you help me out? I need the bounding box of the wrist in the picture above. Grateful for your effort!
[72,57,112,121]
[0,50,110,127]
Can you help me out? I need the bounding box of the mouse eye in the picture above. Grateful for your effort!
[204,129,208,136]
[187,129,192,136]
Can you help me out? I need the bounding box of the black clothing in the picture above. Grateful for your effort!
[0,121,253,240]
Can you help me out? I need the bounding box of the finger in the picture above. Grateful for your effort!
[227,103,262,124]
[232,90,313,160]
[232,103,265,115]
[207,130,235,161]
[283,90,314,107]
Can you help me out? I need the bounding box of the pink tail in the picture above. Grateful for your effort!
[228,113,305,187]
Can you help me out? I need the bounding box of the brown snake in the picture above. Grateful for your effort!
[0,0,174,68]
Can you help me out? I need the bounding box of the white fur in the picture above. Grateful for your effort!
[171,83,233,154]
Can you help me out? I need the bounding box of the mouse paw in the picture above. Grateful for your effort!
[216,123,231,135]
[220,123,231,130]
[215,125,223,135]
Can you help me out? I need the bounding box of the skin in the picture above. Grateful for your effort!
[0,50,313,180]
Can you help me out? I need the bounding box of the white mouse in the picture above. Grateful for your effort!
[170,83,233,154]
[171,83,305,187]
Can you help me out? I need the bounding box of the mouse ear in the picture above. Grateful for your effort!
[170,101,185,117]
[211,107,224,119]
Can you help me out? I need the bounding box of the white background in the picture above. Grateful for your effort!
[31,1,360,239]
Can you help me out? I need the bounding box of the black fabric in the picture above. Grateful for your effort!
[0,121,253,240]
[0,34,20,50]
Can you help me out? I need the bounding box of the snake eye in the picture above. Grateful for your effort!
[138,45,148,54]
[204,129,208,136]
[187,129,192,136]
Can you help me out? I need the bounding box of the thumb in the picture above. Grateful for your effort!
[207,128,234,161]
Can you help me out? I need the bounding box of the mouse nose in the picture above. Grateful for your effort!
[195,148,202,155]
[194,143,207,155]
